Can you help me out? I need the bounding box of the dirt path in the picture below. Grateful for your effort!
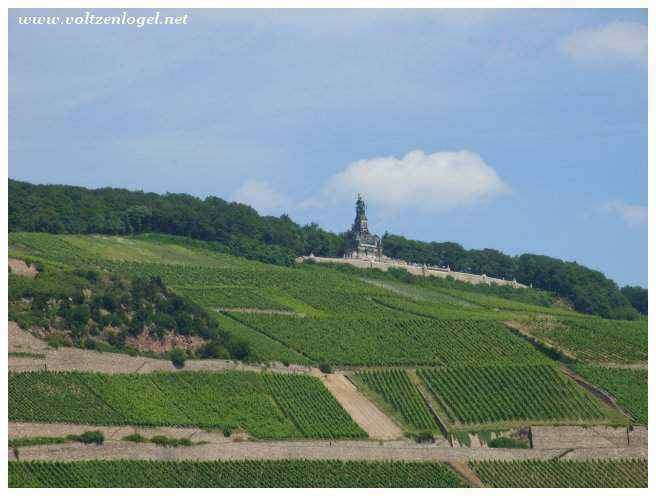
[9,439,646,464]
[318,373,403,441]
[447,462,484,487]
[216,308,304,316]
[9,422,647,464]
[585,362,648,370]
[9,422,246,444]
[8,321,315,375]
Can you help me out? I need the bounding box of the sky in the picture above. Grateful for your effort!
[9,9,648,287]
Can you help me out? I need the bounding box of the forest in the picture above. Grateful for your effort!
[9,179,645,320]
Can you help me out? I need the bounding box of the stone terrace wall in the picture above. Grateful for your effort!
[297,256,526,289]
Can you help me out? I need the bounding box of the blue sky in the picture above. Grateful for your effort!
[9,9,647,286]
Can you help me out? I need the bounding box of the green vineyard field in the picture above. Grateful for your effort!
[263,374,366,438]
[356,369,438,432]
[525,317,647,364]
[418,365,618,426]
[573,364,648,425]
[470,459,647,488]
[9,371,360,439]
[173,286,292,311]
[213,313,313,365]
[8,460,469,488]
[9,232,647,372]
[233,314,552,366]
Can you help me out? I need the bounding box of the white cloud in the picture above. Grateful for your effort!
[605,201,647,228]
[231,180,290,216]
[559,22,647,65]
[306,149,509,213]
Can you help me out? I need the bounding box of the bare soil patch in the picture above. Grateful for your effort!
[531,425,647,449]
[8,321,49,353]
[318,373,403,441]
[447,461,483,487]
[8,258,38,278]
[125,332,204,354]
[8,321,316,375]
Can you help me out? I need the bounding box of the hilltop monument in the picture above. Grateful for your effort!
[347,194,383,260]
[297,193,523,287]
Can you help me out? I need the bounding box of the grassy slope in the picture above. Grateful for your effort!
[353,369,439,434]
[471,459,647,488]
[418,365,627,429]
[9,460,469,488]
[9,232,645,431]
[572,364,648,425]
[8,371,363,439]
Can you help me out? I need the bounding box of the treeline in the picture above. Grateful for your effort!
[382,235,644,320]
[9,179,345,267]
[620,286,648,316]
[9,179,645,319]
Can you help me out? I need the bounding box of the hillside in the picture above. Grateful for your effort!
[11,232,641,367]
[9,233,647,412]
[8,232,648,488]
[9,179,644,320]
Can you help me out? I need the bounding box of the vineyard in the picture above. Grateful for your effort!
[572,364,648,425]
[263,374,366,438]
[173,286,292,311]
[372,294,494,321]
[470,459,647,488]
[6,233,649,488]
[9,371,362,439]
[8,460,469,488]
[522,317,647,364]
[232,314,552,366]
[422,284,580,316]
[8,232,647,372]
[9,232,250,269]
[213,313,312,365]
[356,369,438,432]
[418,365,618,426]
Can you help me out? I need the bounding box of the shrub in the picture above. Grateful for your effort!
[414,430,435,444]
[45,333,69,349]
[169,348,186,369]
[69,431,104,445]
[227,338,251,361]
[9,436,69,448]
[488,436,528,449]
[16,313,49,330]
[223,426,232,438]
[319,363,333,374]
[122,433,147,443]
[197,341,230,359]
[150,435,193,447]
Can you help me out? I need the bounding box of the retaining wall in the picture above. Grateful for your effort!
[297,256,526,289]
